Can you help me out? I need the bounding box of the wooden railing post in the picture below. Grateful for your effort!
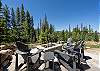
[15,53,18,71]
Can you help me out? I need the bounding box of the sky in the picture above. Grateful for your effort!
[2,0,99,31]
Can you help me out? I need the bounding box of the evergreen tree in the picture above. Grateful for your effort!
[11,8,16,42]
[16,7,21,40]
[40,18,42,31]
[26,10,31,42]
[37,23,40,41]
[61,30,65,42]
[21,10,35,42]
[11,8,16,28]
[4,4,11,42]
[68,24,71,37]
[82,26,88,41]
[39,29,48,44]
[21,4,25,23]
[39,14,49,43]
[87,25,92,41]
[0,0,2,9]
[21,20,29,42]
[41,14,49,32]
[93,31,99,42]
[49,24,54,34]
[65,29,68,42]
[0,0,4,43]
[4,4,10,27]
[30,16,35,42]
[80,23,83,40]
[20,4,27,42]
[48,24,54,43]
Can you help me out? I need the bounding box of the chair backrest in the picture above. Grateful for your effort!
[16,41,30,52]
[74,41,84,52]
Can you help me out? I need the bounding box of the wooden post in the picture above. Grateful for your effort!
[73,56,76,71]
[15,53,18,71]
[52,59,54,71]
[44,61,46,71]
[77,53,81,68]
[39,52,41,64]
[27,56,31,71]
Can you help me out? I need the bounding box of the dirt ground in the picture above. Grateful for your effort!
[85,48,100,71]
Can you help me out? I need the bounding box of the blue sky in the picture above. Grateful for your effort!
[2,0,99,31]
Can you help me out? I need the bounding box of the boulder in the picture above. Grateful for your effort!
[0,49,13,69]
[0,45,7,50]
[0,44,16,53]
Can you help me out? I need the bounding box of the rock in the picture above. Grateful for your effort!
[0,44,16,53]
[8,44,16,52]
[0,45,7,50]
[0,49,13,69]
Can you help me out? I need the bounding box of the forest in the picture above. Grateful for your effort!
[0,0,99,44]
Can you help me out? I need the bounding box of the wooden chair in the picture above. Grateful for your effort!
[15,41,43,71]
[62,40,86,68]
[54,50,80,71]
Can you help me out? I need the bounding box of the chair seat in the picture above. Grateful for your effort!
[44,52,55,61]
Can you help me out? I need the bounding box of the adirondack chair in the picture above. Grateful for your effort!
[63,40,86,68]
[54,50,80,71]
[63,37,75,54]
[15,41,43,71]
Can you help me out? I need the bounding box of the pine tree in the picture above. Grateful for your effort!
[94,31,99,42]
[48,24,54,43]
[0,0,2,8]
[49,24,54,34]
[41,14,49,32]
[30,16,35,42]
[21,4,25,23]
[37,23,40,41]
[39,14,49,43]
[11,8,16,42]
[4,4,11,42]
[0,0,3,19]
[72,25,81,42]
[0,0,4,43]
[26,10,31,42]
[68,24,71,37]
[80,23,83,40]
[20,4,26,42]
[11,8,16,28]
[65,29,68,42]
[16,7,21,40]
[22,10,35,42]
[4,4,10,28]
[40,18,42,31]
[87,25,92,41]
[82,26,88,41]
[61,30,65,42]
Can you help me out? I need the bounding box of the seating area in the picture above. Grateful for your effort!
[14,39,91,71]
